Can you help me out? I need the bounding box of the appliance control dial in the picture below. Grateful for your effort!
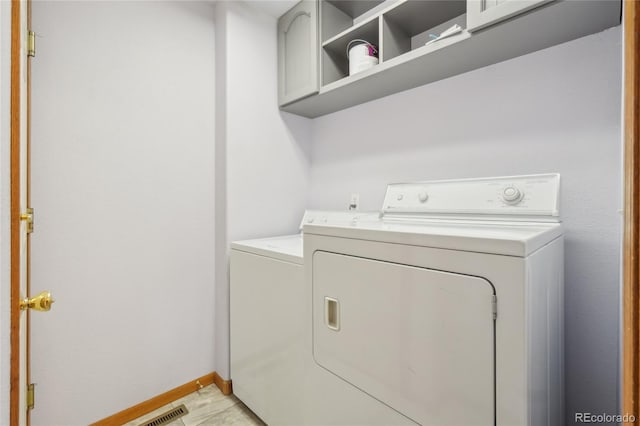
[418,192,429,203]
[502,186,524,204]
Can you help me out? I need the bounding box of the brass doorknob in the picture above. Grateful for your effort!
[20,291,55,312]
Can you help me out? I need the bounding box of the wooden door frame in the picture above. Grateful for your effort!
[10,0,23,424]
[624,0,640,423]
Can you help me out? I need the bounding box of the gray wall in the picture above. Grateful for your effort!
[30,2,216,424]
[308,27,623,423]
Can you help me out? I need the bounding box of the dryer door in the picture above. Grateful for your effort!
[313,251,495,426]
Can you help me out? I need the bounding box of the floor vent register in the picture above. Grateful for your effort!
[141,404,188,426]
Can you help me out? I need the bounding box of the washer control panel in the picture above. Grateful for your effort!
[382,174,560,218]
[300,210,381,230]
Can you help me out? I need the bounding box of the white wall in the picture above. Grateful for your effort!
[0,1,13,424]
[308,28,622,424]
[214,1,312,381]
[29,2,216,424]
[225,1,312,243]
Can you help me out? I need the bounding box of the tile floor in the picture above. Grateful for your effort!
[125,385,265,426]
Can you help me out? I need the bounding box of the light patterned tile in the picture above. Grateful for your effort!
[179,386,243,426]
[192,402,265,426]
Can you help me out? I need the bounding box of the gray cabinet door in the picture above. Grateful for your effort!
[467,0,552,32]
[278,1,319,106]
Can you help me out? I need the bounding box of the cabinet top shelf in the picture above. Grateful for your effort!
[322,13,379,48]
[383,0,466,35]
[322,15,380,52]
[325,0,386,18]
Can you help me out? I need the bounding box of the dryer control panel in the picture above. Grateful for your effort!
[382,174,560,219]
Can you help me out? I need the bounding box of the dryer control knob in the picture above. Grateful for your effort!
[502,186,524,204]
[418,192,429,203]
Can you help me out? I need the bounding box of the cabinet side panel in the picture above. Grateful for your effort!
[381,15,410,61]
[278,1,319,106]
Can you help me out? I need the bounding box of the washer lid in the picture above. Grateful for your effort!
[230,211,380,264]
[231,234,303,264]
[304,220,563,257]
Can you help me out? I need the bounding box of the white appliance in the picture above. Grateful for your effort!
[304,174,564,426]
[230,232,305,425]
[231,210,406,426]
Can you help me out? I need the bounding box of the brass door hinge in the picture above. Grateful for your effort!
[20,207,34,233]
[27,383,35,410]
[27,31,35,57]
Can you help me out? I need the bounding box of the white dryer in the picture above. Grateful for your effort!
[304,174,564,426]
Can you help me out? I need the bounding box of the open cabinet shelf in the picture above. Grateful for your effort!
[322,17,380,85]
[279,0,621,117]
[382,0,466,61]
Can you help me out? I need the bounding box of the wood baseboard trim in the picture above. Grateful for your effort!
[91,372,216,426]
[213,371,233,395]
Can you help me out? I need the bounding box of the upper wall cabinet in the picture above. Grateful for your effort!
[278,1,320,106]
[467,0,552,32]
[279,0,621,118]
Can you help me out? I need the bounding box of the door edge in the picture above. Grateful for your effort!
[623,0,640,422]
[9,0,23,424]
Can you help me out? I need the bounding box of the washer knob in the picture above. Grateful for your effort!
[418,192,429,203]
[502,186,524,204]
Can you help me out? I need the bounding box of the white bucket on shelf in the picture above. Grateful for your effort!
[347,39,378,76]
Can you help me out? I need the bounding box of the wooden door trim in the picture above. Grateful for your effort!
[10,0,22,424]
[624,0,640,423]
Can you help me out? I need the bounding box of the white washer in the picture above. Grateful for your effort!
[230,210,391,426]
[304,174,564,426]
[230,233,305,425]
